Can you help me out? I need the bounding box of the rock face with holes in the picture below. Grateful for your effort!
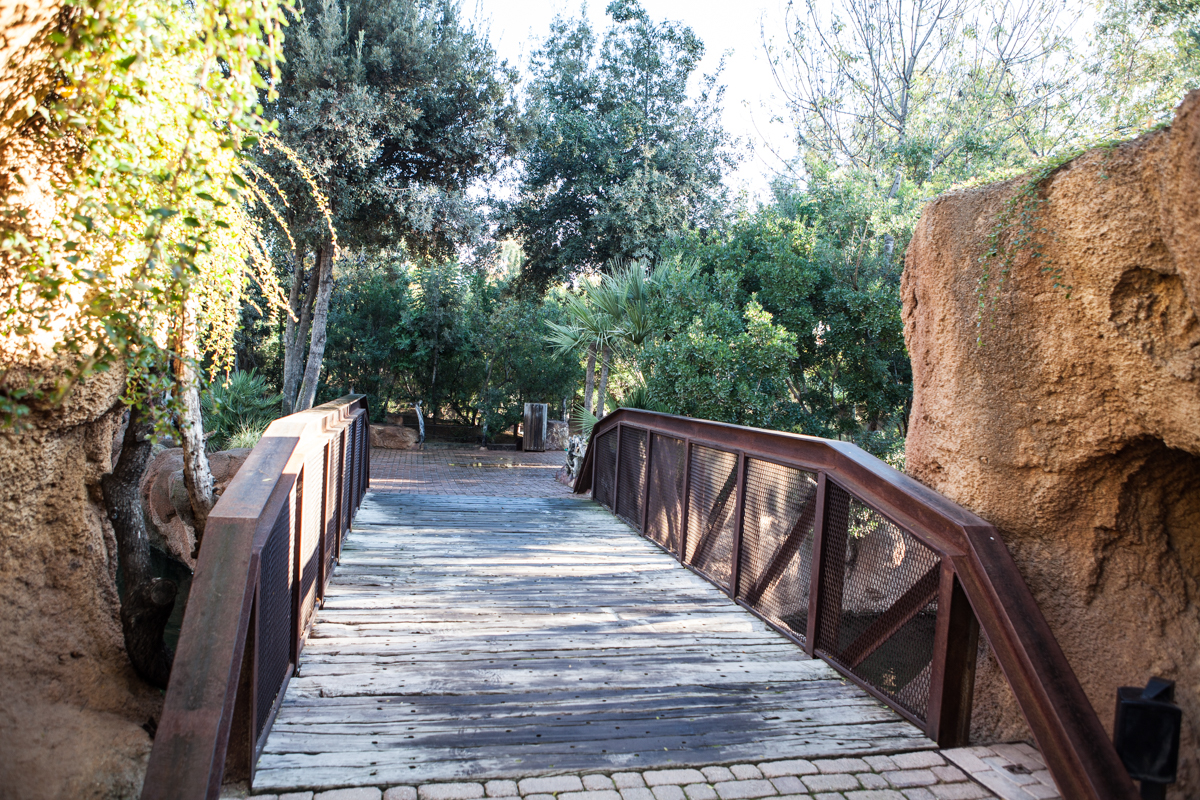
[903,91,1200,793]
[0,368,163,799]
[140,446,252,569]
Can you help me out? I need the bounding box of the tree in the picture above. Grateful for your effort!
[507,0,734,288]
[770,0,1078,195]
[0,0,293,684]
[1088,0,1200,136]
[259,0,520,413]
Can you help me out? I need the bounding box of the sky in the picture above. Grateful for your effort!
[462,0,800,202]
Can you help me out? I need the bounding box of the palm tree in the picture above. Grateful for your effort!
[544,277,616,415]
[545,257,667,422]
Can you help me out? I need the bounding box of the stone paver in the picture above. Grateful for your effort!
[770,778,807,795]
[713,780,778,800]
[316,790,383,800]
[621,788,656,800]
[645,770,708,786]
[370,448,570,497]
[730,766,764,781]
[802,775,860,793]
[760,762,817,778]
[701,768,736,784]
[560,791,621,800]
[385,790,417,800]
[892,754,944,770]
[685,784,718,800]
[585,777,617,791]
[419,784,484,800]
[520,777,585,795]
[814,760,870,775]
[651,786,687,800]
[942,744,1060,800]
[488,783,519,798]
[883,772,937,789]
[614,775,648,789]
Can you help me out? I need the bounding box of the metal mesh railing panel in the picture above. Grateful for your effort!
[298,449,324,636]
[256,491,294,739]
[684,445,739,590]
[816,481,941,721]
[341,426,353,534]
[644,434,686,552]
[356,414,367,506]
[615,427,648,527]
[324,436,341,585]
[736,459,818,641]
[593,429,618,511]
[349,416,361,511]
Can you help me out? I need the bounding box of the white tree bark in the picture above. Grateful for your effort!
[173,298,216,552]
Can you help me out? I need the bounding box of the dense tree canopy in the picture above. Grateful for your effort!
[505,0,734,288]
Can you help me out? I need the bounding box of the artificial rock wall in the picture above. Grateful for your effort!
[903,91,1200,794]
[0,1,162,796]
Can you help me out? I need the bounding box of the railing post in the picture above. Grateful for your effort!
[926,565,979,746]
[805,472,829,656]
[639,428,653,535]
[678,440,691,562]
[290,478,303,663]
[729,452,748,599]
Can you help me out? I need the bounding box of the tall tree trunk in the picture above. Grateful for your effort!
[596,344,611,418]
[173,299,216,552]
[478,358,493,443]
[294,238,336,412]
[282,242,311,415]
[583,343,597,415]
[100,405,177,689]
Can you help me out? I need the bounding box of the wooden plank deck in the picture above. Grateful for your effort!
[253,492,935,792]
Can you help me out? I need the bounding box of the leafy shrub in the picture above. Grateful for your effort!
[201,370,281,451]
[225,423,269,450]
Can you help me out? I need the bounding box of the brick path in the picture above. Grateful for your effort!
[243,744,1062,800]
[370,447,572,497]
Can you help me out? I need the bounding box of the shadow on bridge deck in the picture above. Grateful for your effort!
[252,486,937,792]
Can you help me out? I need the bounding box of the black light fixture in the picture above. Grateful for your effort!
[1113,677,1182,800]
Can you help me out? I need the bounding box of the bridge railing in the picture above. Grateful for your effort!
[141,395,370,800]
[575,409,1137,800]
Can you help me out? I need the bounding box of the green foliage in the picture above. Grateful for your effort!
[612,383,670,414]
[0,0,295,426]
[507,0,733,287]
[639,266,798,428]
[259,0,520,259]
[317,252,581,439]
[200,370,282,450]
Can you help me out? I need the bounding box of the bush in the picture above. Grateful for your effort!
[201,370,281,450]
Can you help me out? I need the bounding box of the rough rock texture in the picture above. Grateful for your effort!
[903,91,1200,795]
[139,446,251,569]
[545,420,570,452]
[371,423,419,450]
[0,369,162,799]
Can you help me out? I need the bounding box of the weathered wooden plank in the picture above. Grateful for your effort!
[253,491,933,792]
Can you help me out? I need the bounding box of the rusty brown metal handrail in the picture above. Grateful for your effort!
[141,395,370,800]
[575,409,1137,800]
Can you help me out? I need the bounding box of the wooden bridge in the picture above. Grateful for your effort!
[140,398,1140,800]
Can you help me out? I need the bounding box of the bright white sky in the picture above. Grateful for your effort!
[463,0,800,202]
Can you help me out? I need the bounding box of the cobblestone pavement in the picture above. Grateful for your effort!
[370,447,573,497]
[239,744,1062,800]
